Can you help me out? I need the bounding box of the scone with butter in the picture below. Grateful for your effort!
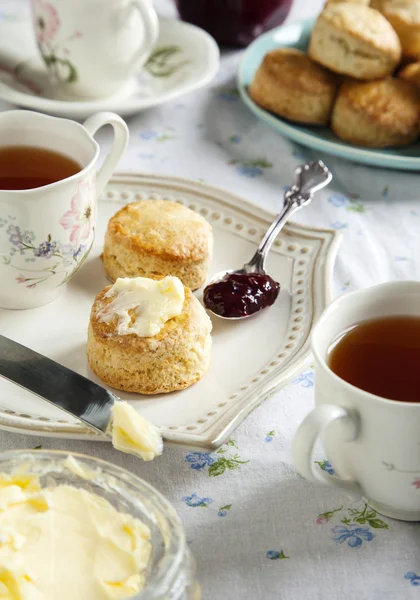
[309,3,402,80]
[332,78,420,147]
[103,200,212,291]
[372,0,420,61]
[249,48,339,125]
[87,276,212,394]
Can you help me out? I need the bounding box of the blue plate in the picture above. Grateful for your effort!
[238,19,420,171]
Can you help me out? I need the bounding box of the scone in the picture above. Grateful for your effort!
[372,0,420,61]
[399,61,420,90]
[249,48,339,125]
[308,3,402,80]
[103,200,213,291]
[87,276,212,394]
[331,78,420,147]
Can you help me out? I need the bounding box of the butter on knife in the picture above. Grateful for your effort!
[0,335,163,461]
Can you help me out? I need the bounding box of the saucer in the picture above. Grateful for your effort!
[0,18,219,119]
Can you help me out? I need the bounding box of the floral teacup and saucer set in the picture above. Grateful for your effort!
[0,0,219,119]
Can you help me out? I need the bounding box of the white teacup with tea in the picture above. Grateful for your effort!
[0,110,129,310]
[293,281,420,521]
[29,0,159,99]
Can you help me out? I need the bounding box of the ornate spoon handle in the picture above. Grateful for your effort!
[246,161,332,273]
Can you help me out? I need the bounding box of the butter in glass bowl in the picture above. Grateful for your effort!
[0,450,199,600]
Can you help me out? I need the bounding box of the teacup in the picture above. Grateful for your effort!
[29,0,159,99]
[293,281,420,521]
[0,110,129,310]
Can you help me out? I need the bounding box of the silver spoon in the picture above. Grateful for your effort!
[203,160,332,320]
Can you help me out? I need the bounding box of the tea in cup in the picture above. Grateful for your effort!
[293,281,420,521]
[30,0,159,98]
[0,110,129,309]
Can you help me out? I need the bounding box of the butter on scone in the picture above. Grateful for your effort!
[249,48,339,125]
[331,78,420,147]
[372,0,420,61]
[87,276,212,394]
[103,199,213,291]
[308,3,402,80]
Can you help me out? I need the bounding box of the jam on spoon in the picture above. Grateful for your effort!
[202,161,333,321]
[203,272,280,318]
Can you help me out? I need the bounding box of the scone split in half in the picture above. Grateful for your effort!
[309,3,402,80]
[87,276,212,394]
[103,200,213,291]
[249,48,339,125]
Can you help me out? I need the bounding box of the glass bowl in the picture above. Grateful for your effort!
[0,450,199,600]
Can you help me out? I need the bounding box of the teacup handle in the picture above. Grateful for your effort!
[131,0,159,71]
[292,404,362,494]
[83,112,129,197]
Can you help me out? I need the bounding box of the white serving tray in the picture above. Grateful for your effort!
[0,173,341,449]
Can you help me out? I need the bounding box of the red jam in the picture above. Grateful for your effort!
[203,272,280,318]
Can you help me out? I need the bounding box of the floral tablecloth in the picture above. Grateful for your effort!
[1,0,420,598]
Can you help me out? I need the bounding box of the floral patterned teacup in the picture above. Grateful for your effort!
[30,0,159,99]
[293,281,420,521]
[0,110,129,309]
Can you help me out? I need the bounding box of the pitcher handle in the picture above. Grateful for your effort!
[292,404,362,494]
[83,112,129,197]
[131,0,159,71]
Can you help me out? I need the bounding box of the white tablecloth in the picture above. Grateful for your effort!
[1,1,420,598]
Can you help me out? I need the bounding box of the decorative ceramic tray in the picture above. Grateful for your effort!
[0,173,341,449]
[238,19,420,171]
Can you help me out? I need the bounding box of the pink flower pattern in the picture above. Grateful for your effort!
[316,516,329,525]
[411,479,420,489]
[59,180,96,245]
[32,0,60,43]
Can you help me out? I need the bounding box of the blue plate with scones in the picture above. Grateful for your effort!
[238,17,420,171]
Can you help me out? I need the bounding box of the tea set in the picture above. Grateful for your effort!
[0,0,219,118]
[0,0,419,527]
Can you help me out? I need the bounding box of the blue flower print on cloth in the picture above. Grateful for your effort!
[315,459,335,475]
[266,550,289,560]
[331,525,375,548]
[265,430,275,443]
[237,165,263,178]
[139,129,159,140]
[228,158,273,179]
[182,493,213,508]
[217,88,239,102]
[328,193,349,208]
[293,369,314,388]
[185,452,215,470]
[405,573,420,586]
[218,504,232,517]
[330,221,348,230]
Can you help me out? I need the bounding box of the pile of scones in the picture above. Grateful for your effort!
[87,200,214,395]
[250,0,420,148]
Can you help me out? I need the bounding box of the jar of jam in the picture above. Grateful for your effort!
[175,0,293,47]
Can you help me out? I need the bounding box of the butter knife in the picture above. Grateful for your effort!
[0,334,117,436]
